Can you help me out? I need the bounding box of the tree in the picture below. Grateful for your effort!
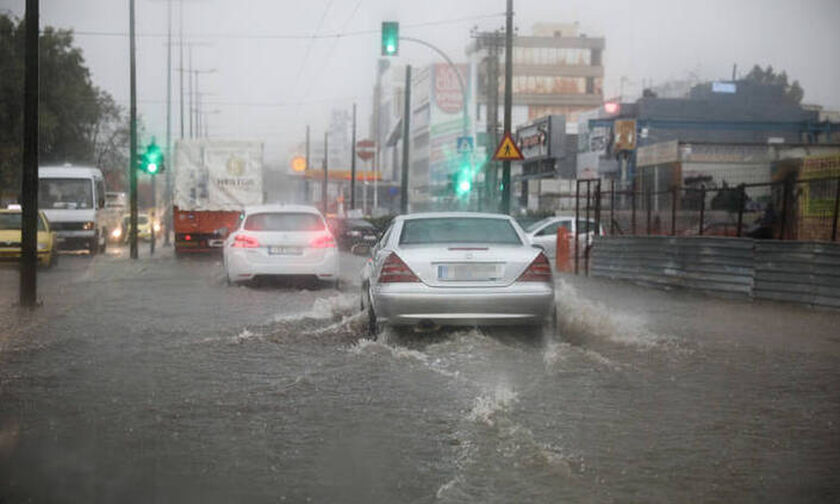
[0,14,129,200]
[744,64,805,103]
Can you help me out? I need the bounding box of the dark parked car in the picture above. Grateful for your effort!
[328,218,379,251]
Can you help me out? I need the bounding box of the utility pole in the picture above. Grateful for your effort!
[305,125,310,203]
[400,65,412,214]
[194,71,200,136]
[500,0,514,214]
[474,29,502,210]
[178,0,184,139]
[350,103,357,210]
[373,59,388,215]
[188,46,193,138]
[129,0,139,259]
[19,0,39,307]
[164,0,172,247]
[322,132,328,214]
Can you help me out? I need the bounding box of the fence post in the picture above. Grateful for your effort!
[699,186,706,236]
[610,178,615,235]
[585,180,591,276]
[631,184,637,235]
[671,185,677,236]
[646,187,652,236]
[574,179,580,275]
[780,179,791,240]
[832,175,839,242]
[595,180,602,237]
[736,184,746,238]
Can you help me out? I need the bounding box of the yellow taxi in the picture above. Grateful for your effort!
[119,213,161,242]
[0,206,58,268]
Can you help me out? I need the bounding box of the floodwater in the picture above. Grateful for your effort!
[1,249,839,503]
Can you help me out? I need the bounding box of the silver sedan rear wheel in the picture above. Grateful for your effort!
[366,291,379,339]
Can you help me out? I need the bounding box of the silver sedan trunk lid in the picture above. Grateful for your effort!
[395,244,538,288]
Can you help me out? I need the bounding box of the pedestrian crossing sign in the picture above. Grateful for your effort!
[492,132,524,161]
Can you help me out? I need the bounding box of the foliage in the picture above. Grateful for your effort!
[0,14,129,197]
[743,64,804,103]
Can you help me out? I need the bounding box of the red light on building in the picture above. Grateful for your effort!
[604,102,620,115]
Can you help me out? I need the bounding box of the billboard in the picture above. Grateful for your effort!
[515,115,565,161]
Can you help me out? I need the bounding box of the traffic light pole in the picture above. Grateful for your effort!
[350,103,357,210]
[500,0,514,215]
[400,37,469,139]
[304,125,310,203]
[164,0,172,247]
[19,0,39,308]
[129,0,139,259]
[322,132,328,214]
[400,65,411,214]
[150,177,156,256]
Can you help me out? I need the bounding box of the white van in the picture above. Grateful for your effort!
[39,166,108,254]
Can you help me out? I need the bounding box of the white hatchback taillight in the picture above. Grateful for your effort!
[310,234,336,249]
[517,252,552,282]
[378,252,419,283]
[232,233,259,248]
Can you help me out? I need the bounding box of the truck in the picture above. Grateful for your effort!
[173,139,264,255]
[39,165,109,254]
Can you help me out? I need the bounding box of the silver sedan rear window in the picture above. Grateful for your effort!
[399,218,522,245]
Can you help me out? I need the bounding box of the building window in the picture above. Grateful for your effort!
[591,49,602,66]
[586,77,594,94]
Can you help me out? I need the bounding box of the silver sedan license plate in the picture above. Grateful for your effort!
[437,263,502,281]
[268,246,302,255]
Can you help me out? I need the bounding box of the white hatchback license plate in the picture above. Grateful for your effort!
[268,246,302,255]
[437,263,502,281]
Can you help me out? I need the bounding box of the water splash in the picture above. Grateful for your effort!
[555,279,671,349]
[273,293,359,322]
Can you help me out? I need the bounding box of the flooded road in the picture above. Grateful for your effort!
[1,248,839,503]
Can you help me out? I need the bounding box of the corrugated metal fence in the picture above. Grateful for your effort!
[590,236,840,309]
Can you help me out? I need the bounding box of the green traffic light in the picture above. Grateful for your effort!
[140,140,164,175]
[381,21,399,56]
[458,179,471,194]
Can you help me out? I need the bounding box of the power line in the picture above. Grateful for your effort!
[301,0,364,102]
[291,0,336,99]
[103,95,371,107]
[68,13,505,40]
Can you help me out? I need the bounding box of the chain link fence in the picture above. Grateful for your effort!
[575,176,840,242]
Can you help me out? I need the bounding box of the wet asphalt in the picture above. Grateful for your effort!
[1,245,839,503]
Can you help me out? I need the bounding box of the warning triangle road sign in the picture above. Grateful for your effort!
[492,132,524,161]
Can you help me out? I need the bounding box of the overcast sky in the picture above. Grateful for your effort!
[3,0,839,164]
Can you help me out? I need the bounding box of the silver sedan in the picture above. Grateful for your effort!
[360,212,556,337]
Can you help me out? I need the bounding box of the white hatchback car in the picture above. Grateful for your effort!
[223,205,339,286]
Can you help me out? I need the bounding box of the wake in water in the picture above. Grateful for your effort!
[554,279,675,350]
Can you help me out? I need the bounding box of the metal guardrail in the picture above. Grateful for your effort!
[754,241,840,308]
[591,236,840,308]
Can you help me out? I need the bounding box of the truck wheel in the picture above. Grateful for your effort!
[99,229,107,254]
[88,233,98,256]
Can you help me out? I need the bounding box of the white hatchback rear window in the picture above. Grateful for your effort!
[244,213,324,232]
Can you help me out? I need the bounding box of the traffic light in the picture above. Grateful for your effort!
[139,140,164,175]
[381,22,399,56]
[452,160,473,198]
